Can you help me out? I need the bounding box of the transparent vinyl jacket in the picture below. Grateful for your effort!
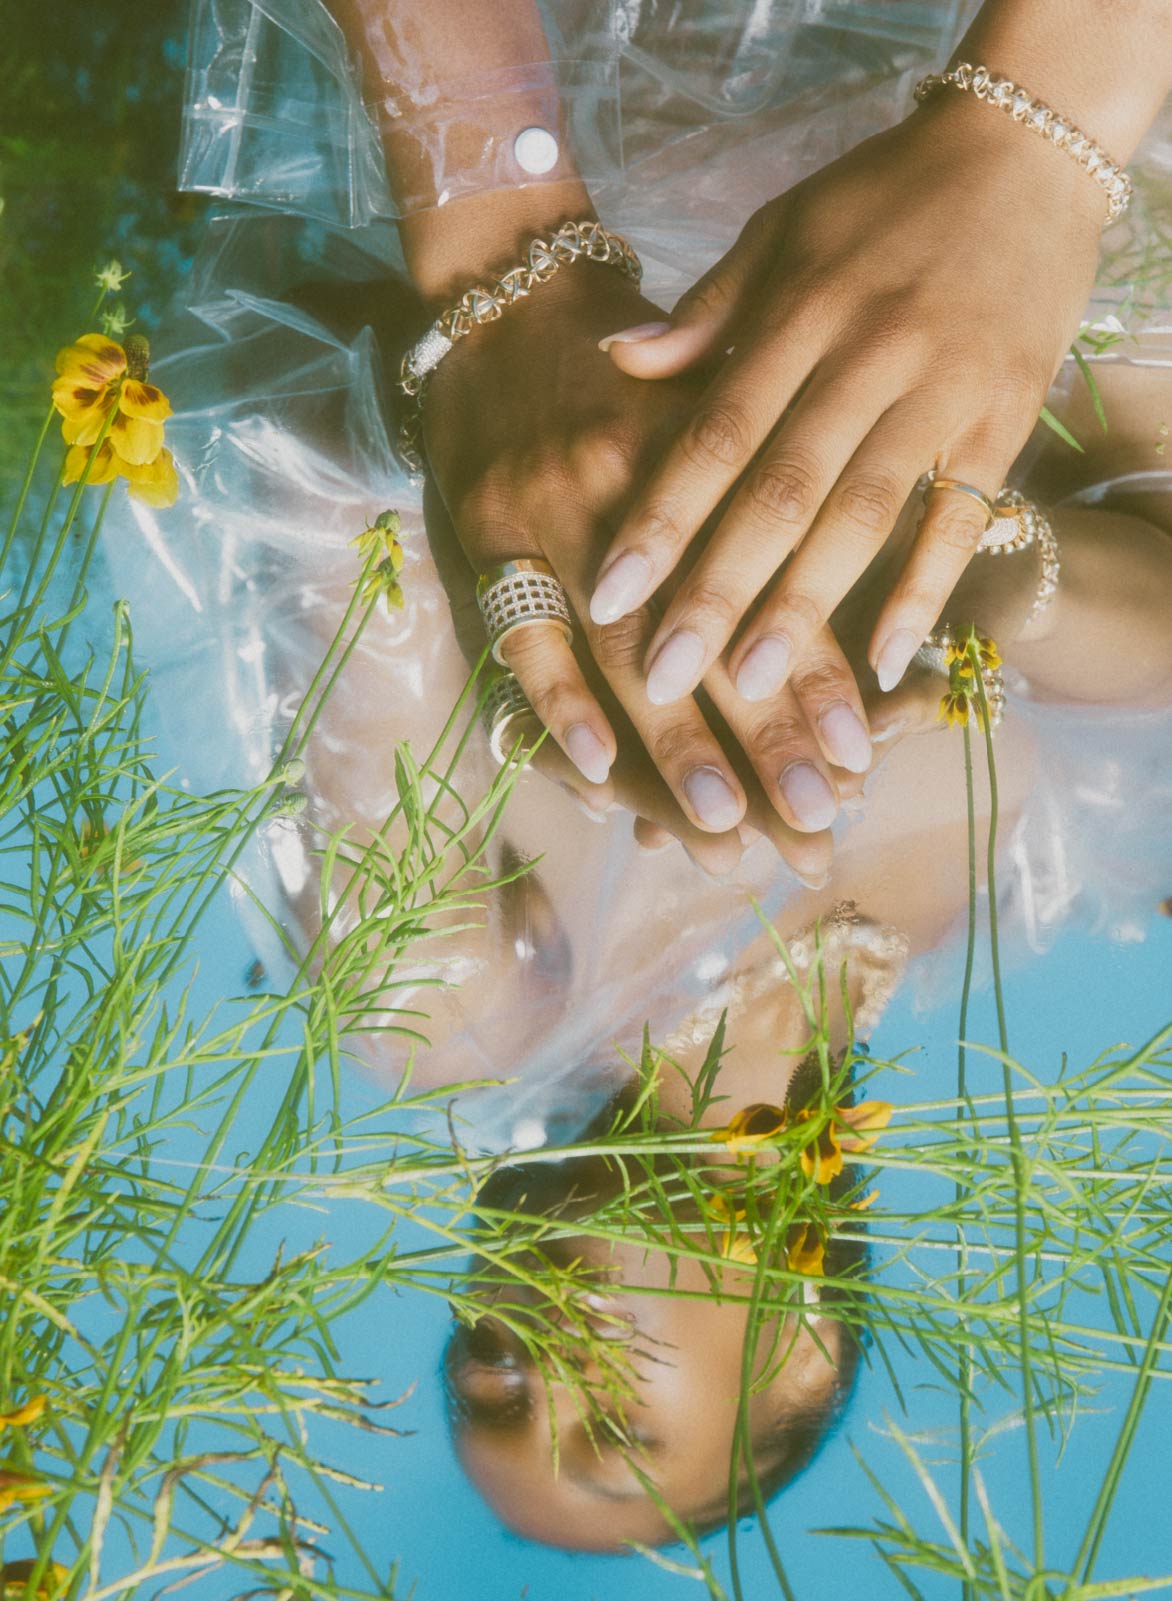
[96,0,1172,1149]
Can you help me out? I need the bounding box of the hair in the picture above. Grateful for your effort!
[447,1047,871,1540]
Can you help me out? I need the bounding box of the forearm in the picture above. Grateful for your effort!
[958,0,1172,156]
[325,0,592,301]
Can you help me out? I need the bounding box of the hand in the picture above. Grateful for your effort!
[590,90,1105,710]
[421,259,869,840]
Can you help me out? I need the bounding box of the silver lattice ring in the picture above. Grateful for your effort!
[483,671,543,765]
[476,558,573,666]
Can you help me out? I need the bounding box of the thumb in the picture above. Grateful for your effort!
[602,204,778,380]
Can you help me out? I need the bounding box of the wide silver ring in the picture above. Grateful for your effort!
[483,672,543,765]
[477,558,573,666]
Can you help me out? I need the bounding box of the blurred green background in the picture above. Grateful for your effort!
[1,2,207,489]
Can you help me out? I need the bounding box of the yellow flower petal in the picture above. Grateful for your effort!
[109,409,165,466]
[849,1189,880,1212]
[1,1559,69,1598]
[122,448,179,508]
[0,1397,45,1430]
[837,1099,893,1155]
[51,375,113,420]
[0,1470,50,1512]
[119,380,172,422]
[714,1102,788,1157]
[796,1113,844,1185]
[786,1224,825,1277]
[63,442,119,487]
[54,334,126,386]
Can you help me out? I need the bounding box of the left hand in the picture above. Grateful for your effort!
[589,89,1105,707]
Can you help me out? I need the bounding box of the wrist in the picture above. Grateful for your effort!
[399,179,597,307]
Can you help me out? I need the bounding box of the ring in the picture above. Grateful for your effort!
[477,558,573,666]
[921,471,997,530]
[483,671,543,765]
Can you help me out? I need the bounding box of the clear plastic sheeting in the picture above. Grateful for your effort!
[181,0,974,221]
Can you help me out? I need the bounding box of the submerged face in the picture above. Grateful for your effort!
[444,1241,849,1551]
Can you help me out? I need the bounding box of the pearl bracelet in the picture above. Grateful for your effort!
[914,62,1132,227]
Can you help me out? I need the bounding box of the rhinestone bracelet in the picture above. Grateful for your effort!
[396,218,642,475]
[914,62,1132,227]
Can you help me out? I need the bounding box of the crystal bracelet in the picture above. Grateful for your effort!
[396,218,642,475]
[914,62,1132,227]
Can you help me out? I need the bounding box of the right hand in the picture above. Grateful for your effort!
[419,257,872,844]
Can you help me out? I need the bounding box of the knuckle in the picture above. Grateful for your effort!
[526,676,579,732]
[634,499,688,555]
[648,718,707,773]
[988,363,1047,416]
[568,422,637,486]
[771,589,824,641]
[677,580,741,632]
[927,497,989,555]
[790,661,851,706]
[588,609,651,673]
[835,469,905,539]
[680,274,732,323]
[746,710,808,764]
[745,455,822,528]
[680,400,754,471]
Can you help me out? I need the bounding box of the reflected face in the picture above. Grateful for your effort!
[444,1242,847,1551]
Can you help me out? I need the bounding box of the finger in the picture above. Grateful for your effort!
[784,627,873,775]
[869,448,1017,693]
[729,402,941,700]
[701,657,841,843]
[580,604,749,833]
[640,354,897,705]
[601,203,780,378]
[633,817,674,851]
[589,310,831,628]
[500,622,617,787]
[865,665,951,746]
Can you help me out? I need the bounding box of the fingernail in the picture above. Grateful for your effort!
[598,321,672,352]
[683,766,742,831]
[818,703,872,774]
[871,719,906,745]
[875,629,920,693]
[565,723,611,785]
[646,630,705,705]
[590,551,652,625]
[778,762,837,831]
[736,636,791,701]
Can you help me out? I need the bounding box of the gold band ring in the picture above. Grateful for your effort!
[922,472,997,530]
[476,557,574,666]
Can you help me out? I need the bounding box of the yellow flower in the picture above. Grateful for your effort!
[0,1397,46,1431]
[0,1560,69,1598]
[52,334,177,507]
[0,1470,50,1514]
[712,1102,787,1158]
[938,687,972,728]
[707,1192,757,1264]
[62,441,178,508]
[785,1223,825,1277]
[361,558,405,612]
[351,509,403,564]
[797,1100,893,1185]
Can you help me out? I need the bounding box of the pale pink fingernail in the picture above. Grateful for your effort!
[818,703,872,774]
[684,766,742,831]
[565,723,611,785]
[875,629,920,693]
[598,321,672,352]
[779,762,837,831]
[646,631,704,706]
[736,636,790,701]
[590,551,652,625]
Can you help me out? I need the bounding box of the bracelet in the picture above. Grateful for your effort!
[913,62,1132,227]
[396,218,642,475]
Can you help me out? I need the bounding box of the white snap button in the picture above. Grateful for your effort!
[513,126,560,175]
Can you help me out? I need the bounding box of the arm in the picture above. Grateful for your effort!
[593,0,1172,713]
[321,0,874,842]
